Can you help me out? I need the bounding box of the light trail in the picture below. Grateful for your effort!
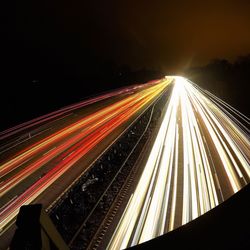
[0,79,171,234]
[107,76,250,249]
[0,86,162,194]
[1,76,249,248]
[0,82,150,141]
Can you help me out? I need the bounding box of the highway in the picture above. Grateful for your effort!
[107,76,250,249]
[0,76,249,250]
[0,78,171,246]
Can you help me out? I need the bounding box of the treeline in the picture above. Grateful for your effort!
[186,55,250,117]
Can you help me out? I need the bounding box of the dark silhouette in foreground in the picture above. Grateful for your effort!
[10,204,68,250]
[131,182,250,250]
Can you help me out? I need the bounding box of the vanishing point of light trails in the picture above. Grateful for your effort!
[0,79,170,235]
[107,76,250,249]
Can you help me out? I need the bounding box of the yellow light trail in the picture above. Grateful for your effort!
[107,76,250,249]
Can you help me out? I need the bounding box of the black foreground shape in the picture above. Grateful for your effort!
[10,204,68,250]
[130,183,250,250]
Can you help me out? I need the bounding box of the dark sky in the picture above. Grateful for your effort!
[2,0,250,74]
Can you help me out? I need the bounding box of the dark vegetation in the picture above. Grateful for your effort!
[0,63,163,132]
[186,55,250,117]
[1,54,249,133]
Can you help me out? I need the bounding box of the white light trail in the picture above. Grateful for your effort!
[107,76,250,249]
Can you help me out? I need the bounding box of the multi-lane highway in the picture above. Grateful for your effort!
[0,78,171,247]
[107,76,250,249]
[0,76,249,249]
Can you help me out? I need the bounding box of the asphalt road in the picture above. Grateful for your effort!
[0,78,172,249]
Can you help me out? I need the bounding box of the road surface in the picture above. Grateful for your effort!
[0,76,249,250]
[107,76,250,249]
[0,78,171,248]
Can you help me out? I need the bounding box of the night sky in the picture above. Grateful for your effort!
[1,0,250,129]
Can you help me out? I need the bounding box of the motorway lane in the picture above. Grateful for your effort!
[0,82,157,162]
[0,78,172,245]
[87,87,174,250]
[0,82,151,142]
[0,82,165,186]
[107,76,250,249]
[0,93,157,193]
